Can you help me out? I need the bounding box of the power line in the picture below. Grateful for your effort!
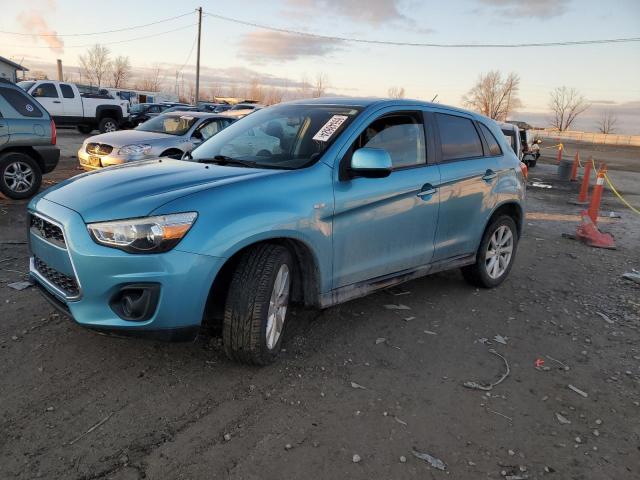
[204,11,640,48]
[0,11,193,37]
[3,24,196,49]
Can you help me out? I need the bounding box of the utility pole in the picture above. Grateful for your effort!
[195,7,202,104]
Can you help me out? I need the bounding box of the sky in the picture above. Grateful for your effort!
[1,0,639,133]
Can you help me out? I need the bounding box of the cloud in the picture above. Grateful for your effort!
[17,12,64,54]
[476,0,571,19]
[238,31,341,62]
[292,0,406,25]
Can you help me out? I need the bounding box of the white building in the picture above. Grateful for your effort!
[0,56,28,83]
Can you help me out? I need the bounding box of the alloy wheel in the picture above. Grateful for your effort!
[265,264,290,350]
[4,161,34,193]
[485,225,514,279]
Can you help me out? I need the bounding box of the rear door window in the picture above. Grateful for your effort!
[60,84,75,98]
[436,113,484,161]
[0,87,44,118]
[479,123,502,156]
[32,83,59,98]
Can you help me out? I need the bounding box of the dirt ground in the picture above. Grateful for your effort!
[1,131,639,480]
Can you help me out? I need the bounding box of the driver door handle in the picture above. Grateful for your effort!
[52,100,61,104]
[482,169,497,181]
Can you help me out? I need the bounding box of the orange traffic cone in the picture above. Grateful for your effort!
[570,151,580,182]
[588,164,607,224]
[556,144,563,163]
[570,157,592,205]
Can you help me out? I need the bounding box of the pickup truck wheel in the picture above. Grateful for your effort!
[462,215,518,289]
[0,152,42,200]
[99,118,118,133]
[77,125,93,134]
[223,244,293,365]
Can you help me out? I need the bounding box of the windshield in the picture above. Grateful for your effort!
[17,81,35,92]
[190,104,361,169]
[136,114,198,136]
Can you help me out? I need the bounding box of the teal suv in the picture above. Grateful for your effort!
[28,98,526,364]
[0,78,59,199]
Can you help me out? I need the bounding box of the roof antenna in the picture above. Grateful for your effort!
[431,94,438,102]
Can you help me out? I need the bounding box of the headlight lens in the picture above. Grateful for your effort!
[118,144,152,156]
[87,212,197,253]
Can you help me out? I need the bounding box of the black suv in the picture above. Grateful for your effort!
[0,78,59,199]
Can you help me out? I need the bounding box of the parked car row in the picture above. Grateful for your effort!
[26,96,526,365]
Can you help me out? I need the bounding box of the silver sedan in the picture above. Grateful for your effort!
[78,112,235,170]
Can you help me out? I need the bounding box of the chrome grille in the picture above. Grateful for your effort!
[86,143,113,155]
[33,256,79,297]
[30,214,65,248]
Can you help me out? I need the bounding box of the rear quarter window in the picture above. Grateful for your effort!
[479,123,503,156]
[60,84,75,98]
[0,87,44,118]
[436,113,484,161]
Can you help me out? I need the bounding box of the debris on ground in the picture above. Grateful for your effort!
[412,448,447,471]
[350,381,367,390]
[546,355,570,370]
[622,270,640,284]
[399,455,407,463]
[403,316,415,322]
[68,412,114,445]
[555,412,571,425]
[394,417,407,426]
[530,182,552,189]
[7,281,32,291]
[463,349,510,391]
[352,454,361,463]
[596,312,614,324]
[375,337,387,345]
[568,384,589,398]
[223,433,231,441]
[423,330,438,335]
[608,211,621,218]
[493,334,508,345]
[384,304,411,310]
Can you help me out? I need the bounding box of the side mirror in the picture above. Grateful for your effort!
[349,147,392,178]
[192,130,203,141]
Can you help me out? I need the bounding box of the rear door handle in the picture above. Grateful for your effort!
[417,183,437,198]
[53,100,61,104]
[482,169,497,181]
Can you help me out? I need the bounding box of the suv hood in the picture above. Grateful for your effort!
[38,159,280,222]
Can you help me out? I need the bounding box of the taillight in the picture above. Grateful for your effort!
[50,119,57,145]
[519,161,528,180]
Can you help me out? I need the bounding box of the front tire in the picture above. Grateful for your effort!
[462,215,518,288]
[99,117,118,133]
[0,152,42,200]
[223,244,293,365]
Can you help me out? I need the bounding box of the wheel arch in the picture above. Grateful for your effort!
[201,236,322,329]
[485,201,523,239]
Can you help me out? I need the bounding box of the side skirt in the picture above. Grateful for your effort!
[318,254,475,308]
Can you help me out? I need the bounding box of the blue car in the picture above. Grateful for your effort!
[27,98,526,364]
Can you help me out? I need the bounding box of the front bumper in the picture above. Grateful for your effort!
[28,198,224,340]
[77,148,152,170]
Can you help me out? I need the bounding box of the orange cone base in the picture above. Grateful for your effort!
[575,213,616,249]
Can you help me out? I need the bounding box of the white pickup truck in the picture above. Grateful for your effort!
[17,80,129,134]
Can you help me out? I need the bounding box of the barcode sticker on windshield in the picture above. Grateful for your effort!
[312,115,348,142]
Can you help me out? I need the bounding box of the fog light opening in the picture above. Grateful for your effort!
[109,284,160,322]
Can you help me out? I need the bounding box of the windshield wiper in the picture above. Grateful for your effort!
[197,155,258,168]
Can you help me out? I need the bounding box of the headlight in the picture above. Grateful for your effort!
[118,144,152,156]
[87,212,197,253]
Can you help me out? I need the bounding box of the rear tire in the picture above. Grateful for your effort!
[462,215,518,288]
[77,124,93,134]
[223,244,293,365]
[98,117,118,133]
[0,152,42,200]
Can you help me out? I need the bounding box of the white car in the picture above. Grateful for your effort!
[498,121,522,161]
[18,80,129,134]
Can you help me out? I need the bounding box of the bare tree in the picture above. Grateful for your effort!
[135,64,164,92]
[246,78,264,102]
[313,73,328,98]
[596,110,618,134]
[79,44,111,87]
[263,87,285,105]
[548,86,590,131]
[388,86,405,99]
[111,56,131,88]
[462,70,522,121]
[297,74,311,98]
